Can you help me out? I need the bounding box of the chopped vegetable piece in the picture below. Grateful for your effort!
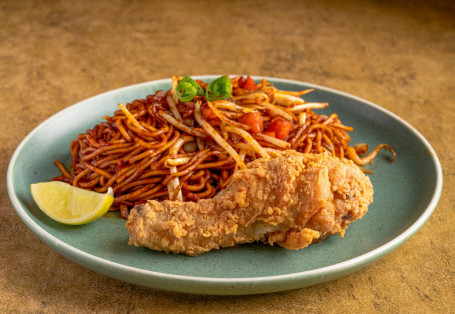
[240,76,258,90]
[201,103,218,120]
[266,117,293,140]
[206,75,232,101]
[208,118,222,127]
[238,112,263,133]
[176,76,205,102]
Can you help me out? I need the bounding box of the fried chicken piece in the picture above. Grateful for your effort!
[126,151,373,256]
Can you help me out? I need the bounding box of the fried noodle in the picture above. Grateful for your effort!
[52,76,396,218]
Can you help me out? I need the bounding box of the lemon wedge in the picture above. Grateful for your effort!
[30,182,114,225]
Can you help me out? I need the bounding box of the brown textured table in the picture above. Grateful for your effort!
[1,0,454,312]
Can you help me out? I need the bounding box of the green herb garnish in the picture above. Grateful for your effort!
[206,75,232,101]
[176,76,205,102]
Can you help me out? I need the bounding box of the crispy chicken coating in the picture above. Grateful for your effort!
[126,151,373,256]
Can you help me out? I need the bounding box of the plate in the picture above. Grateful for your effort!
[7,76,442,295]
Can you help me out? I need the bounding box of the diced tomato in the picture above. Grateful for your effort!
[208,118,221,127]
[200,103,221,126]
[239,76,258,90]
[243,76,258,90]
[265,117,292,140]
[261,131,276,138]
[238,77,246,88]
[201,103,217,120]
[238,111,263,133]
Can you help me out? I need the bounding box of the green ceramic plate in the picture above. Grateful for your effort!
[7,76,442,295]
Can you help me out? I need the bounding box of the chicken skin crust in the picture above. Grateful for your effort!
[126,151,373,256]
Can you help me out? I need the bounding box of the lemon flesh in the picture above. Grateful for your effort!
[31,182,114,225]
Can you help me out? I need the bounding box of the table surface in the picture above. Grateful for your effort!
[1,0,454,312]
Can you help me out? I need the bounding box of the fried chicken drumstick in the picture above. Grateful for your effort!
[126,151,373,256]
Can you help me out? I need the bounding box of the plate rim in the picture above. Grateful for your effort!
[6,75,443,295]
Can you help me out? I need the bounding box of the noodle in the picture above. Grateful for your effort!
[52,76,396,218]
